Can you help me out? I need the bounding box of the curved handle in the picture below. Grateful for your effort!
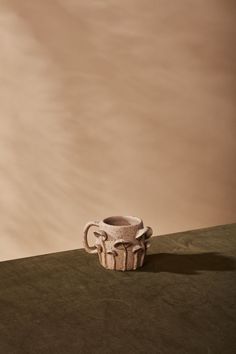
[83,221,99,254]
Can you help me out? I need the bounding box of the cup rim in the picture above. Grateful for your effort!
[101,215,142,227]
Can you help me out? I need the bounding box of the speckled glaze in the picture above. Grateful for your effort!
[83,216,153,271]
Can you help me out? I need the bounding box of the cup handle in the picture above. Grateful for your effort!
[83,221,99,254]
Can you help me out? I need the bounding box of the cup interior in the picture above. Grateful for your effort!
[103,216,141,227]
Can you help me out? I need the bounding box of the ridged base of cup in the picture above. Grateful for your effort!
[97,249,146,271]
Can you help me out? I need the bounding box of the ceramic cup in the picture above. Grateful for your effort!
[83,215,153,271]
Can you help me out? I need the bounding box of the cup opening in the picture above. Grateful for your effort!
[103,216,141,227]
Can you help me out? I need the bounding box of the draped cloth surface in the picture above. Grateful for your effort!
[0,224,235,353]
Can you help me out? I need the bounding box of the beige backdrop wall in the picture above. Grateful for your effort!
[0,0,235,261]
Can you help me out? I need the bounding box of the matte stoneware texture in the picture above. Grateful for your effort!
[83,215,153,271]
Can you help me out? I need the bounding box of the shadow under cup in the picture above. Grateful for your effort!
[83,215,152,271]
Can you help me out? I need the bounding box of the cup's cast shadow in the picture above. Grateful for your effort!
[139,252,236,274]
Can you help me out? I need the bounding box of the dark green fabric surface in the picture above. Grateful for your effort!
[0,224,236,354]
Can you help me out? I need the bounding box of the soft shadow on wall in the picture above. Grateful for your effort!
[0,0,235,260]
